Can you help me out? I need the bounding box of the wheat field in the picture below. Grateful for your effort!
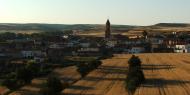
[63,53,190,95]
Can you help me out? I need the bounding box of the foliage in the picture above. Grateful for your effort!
[15,67,33,84]
[40,76,65,95]
[128,55,141,68]
[126,55,145,94]
[2,79,19,90]
[77,60,102,77]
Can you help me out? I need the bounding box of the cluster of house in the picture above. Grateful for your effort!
[1,20,190,63]
[149,34,190,53]
[0,32,190,63]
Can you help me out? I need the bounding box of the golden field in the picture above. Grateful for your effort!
[63,53,190,95]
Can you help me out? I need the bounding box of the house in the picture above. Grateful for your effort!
[106,40,117,48]
[77,48,100,56]
[21,50,46,59]
[125,38,144,45]
[21,51,34,58]
[128,47,145,54]
[49,43,65,49]
[163,39,188,53]
[174,45,187,53]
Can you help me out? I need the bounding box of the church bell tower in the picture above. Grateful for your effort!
[105,19,111,39]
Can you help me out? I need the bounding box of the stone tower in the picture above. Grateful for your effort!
[105,19,111,39]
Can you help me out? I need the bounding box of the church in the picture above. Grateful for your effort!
[105,19,111,39]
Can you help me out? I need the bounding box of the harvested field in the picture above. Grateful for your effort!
[63,53,190,95]
[9,66,81,95]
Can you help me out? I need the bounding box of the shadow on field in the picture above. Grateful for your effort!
[142,78,190,88]
[63,93,99,95]
[142,64,176,70]
[98,66,128,75]
[183,60,190,64]
[68,85,94,90]
[60,77,78,83]
[83,76,126,81]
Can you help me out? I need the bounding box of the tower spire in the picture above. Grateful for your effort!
[105,19,111,39]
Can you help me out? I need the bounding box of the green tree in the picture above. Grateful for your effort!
[15,67,33,84]
[126,55,145,95]
[41,76,63,95]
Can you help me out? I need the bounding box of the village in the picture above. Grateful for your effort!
[0,20,190,64]
[1,20,190,94]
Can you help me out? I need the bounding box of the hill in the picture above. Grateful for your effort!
[0,23,135,34]
[154,23,190,27]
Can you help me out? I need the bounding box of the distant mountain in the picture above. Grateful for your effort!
[0,23,136,33]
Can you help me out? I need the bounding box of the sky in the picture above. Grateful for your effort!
[0,0,190,25]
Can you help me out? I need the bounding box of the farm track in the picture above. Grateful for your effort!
[63,53,190,95]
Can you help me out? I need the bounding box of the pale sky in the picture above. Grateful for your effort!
[0,0,190,25]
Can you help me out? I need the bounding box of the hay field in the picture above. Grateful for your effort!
[63,53,190,95]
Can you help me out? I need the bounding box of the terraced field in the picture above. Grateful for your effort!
[63,53,190,95]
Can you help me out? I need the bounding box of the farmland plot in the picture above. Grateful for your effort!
[10,66,81,95]
[63,53,190,95]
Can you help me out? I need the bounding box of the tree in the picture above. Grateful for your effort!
[142,31,148,39]
[128,55,141,68]
[2,79,18,90]
[126,55,145,95]
[77,63,89,77]
[41,76,63,95]
[15,67,33,84]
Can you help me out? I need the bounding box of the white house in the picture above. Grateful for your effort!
[21,50,46,58]
[21,51,34,58]
[174,45,187,53]
[128,47,145,54]
[106,40,117,48]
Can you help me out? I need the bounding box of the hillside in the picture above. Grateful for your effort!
[63,53,190,95]
[153,23,190,27]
